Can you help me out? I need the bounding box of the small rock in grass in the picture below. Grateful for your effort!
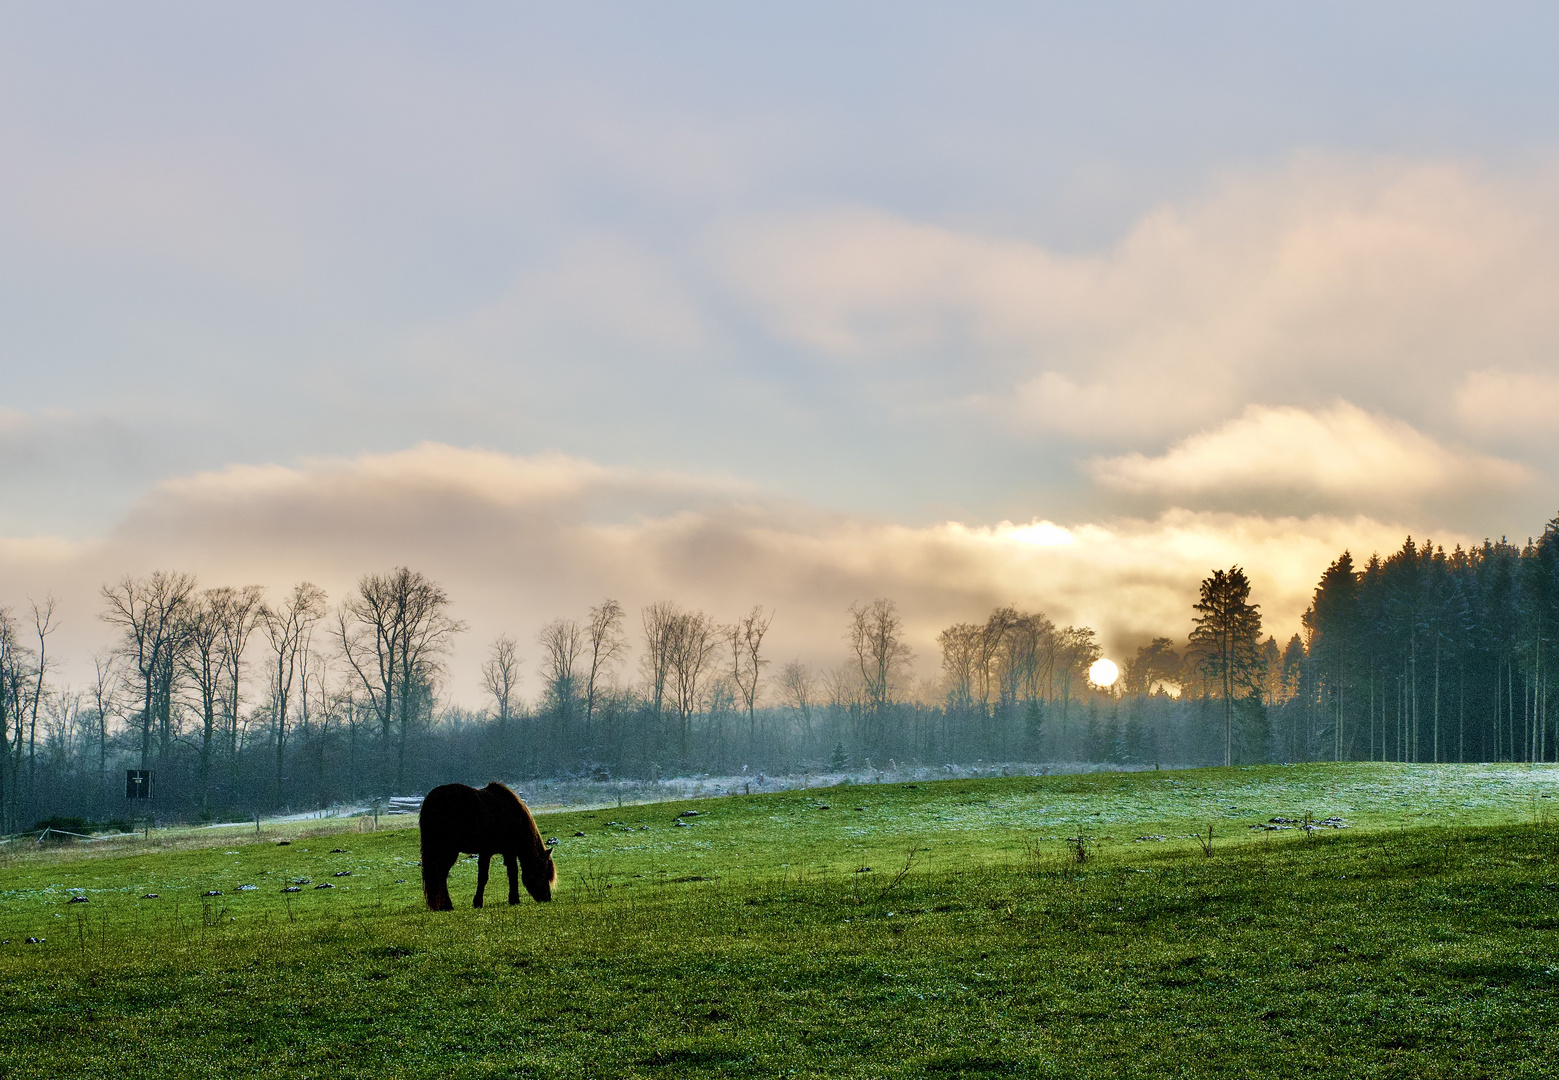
[281,887,302,894]
[67,895,89,904]
[855,866,873,873]
[606,821,624,826]
[238,884,258,891]
[25,937,44,944]
[395,879,405,884]
[276,840,291,846]
[293,878,311,885]
[142,893,159,900]
[673,820,689,828]
[817,805,830,810]
[315,882,335,889]
[330,848,347,853]
[679,810,699,817]
[334,871,352,877]
[574,831,586,837]
[202,890,223,897]
[545,838,559,846]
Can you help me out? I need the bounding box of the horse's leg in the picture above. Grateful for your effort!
[504,853,521,905]
[422,845,458,911]
[474,852,491,908]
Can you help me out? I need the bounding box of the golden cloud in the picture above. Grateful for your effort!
[0,444,1445,704]
[1088,402,1530,507]
[721,156,1559,443]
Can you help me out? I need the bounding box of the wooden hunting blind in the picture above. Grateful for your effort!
[126,769,154,800]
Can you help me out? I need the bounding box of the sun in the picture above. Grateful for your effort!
[1088,658,1119,688]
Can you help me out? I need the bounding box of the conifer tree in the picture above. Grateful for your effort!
[1189,567,1264,766]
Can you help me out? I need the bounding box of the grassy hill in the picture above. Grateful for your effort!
[2,763,1556,1078]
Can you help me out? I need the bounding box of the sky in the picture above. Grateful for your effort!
[4,3,1559,702]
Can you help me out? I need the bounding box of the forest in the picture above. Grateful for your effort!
[3,516,1558,830]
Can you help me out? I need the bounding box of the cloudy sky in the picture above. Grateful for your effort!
[5,3,1559,700]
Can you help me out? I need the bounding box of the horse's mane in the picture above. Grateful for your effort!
[482,782,547,858]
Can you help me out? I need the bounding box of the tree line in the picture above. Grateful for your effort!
[4,519,1557,829]
[1088,518,1559,770]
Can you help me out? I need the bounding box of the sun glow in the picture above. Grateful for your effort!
[1088,658,1119,688]
[1005,520,1074,546]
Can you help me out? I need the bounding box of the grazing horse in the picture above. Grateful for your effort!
[420,782,555,909]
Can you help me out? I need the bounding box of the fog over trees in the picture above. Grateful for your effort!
[6,514,1559,829]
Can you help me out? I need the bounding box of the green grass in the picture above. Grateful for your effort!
[2,763,1558,1078]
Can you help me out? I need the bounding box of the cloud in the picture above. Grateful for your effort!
[0,443,1442,706]
[720,156,1559,444]
[1088,402,1530,510]
[1455,369,1559,445]
[0,408,179,537]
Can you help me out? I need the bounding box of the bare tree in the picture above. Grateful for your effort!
[1001,611,1056,705]
[100,571,198,769]
[45,689,83,777]
[481,634,522,725]
[1054,625,1101,733]
[640,602,678,720]
[26,596,57,799]
[975,606,1017,711]
[0,607,22,829]
[822,662,863,711]
[848,599,914,714]
[88,652,119,793]
[298,645,337,803]
[938,623,981,712]
[779,659,816,741]
[537,619,583,715]
[729,605,772,736]
[666,609,722,760]
[180,590,226,810]
[337,567,465,786]
[583,599,627,740]
[393,574,464,781]
[263,582,328,804]
[213,585,265,796]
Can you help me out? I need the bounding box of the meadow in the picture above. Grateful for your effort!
[1,763,1557,1078]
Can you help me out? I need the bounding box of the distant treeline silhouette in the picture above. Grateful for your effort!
[3,517,1557,828]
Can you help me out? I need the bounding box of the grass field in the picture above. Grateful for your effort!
[2,763,1557,1078]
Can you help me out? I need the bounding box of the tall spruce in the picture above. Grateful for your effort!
[1189,567,1264,766]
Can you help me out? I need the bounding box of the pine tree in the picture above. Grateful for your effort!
[1306,551,1360,761]
[1188,567,1264,766]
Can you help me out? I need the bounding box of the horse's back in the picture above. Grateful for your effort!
[420,783,493,855]
[476,782,540,854]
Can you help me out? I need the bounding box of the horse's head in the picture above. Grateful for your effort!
[523,845,556,902]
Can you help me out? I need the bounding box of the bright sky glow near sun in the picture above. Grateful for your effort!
[1088,659,1120,690]
[5,3,1559,700]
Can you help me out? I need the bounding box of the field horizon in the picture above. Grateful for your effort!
[2,762,1556,1077]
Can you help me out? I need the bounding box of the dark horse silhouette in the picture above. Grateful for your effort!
[420,782,555,909]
